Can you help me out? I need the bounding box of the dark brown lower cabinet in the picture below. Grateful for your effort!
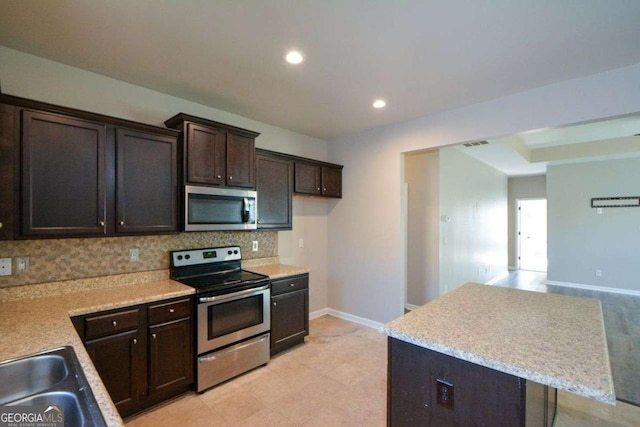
[388,338,556,427]
[85,330,142,415]
[270,274,309,355]
[148,318,192,396]
[73,297,193,418]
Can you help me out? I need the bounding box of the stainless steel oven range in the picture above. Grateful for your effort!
[170,246,270,392]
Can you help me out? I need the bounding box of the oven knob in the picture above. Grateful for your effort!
[185,254,191,260]
[233,250,238,255]
[177,255,183,260]
[228,250,232,255]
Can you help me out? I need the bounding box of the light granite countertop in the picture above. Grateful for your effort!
[381,283,616,405]
[243,261,310,279]
[0,277,194,426]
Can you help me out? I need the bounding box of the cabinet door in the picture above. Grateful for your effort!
[294,162,321,195]
[148,318,193,396]
[256,153,292,229]
[86,330,141,415]
[271,289,309,355]
[321,166,342,198]
[186,123,226,185]
[21,110,107,236]
[116,128,178,233]
[226,133,255,188]
[0,104,16,240]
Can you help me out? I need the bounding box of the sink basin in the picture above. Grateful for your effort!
[0,354,68,404]
[0,347,106,426]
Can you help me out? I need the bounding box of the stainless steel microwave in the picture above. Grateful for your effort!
[184,185,257,231]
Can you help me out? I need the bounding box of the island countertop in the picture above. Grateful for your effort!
[381,283,616,405]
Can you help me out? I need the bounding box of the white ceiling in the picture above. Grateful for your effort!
[1,1,640,139]
[456,114,640,176]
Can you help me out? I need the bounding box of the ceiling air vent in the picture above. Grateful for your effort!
[462,140,489,148]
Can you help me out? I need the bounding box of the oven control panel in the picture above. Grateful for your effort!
[171,246,241,267]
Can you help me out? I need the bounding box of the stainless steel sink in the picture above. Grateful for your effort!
[0,353,68,403]
[0,347,106,426]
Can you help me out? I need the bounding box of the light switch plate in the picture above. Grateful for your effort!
[0,258,12,276]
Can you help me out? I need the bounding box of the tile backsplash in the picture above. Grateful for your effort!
[0,231,277,287]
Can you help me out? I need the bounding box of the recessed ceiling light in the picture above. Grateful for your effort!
[373,99,387,109]
[285,50,304,64]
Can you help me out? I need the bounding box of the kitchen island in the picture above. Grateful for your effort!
[381,283,615,426]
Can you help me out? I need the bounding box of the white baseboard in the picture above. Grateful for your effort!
[404,304,420,311]
[546,280,640,297]
[485,271,510,286]
[309,308,328,320]
[324,308,384,330]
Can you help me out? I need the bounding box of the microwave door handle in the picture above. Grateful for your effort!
[242,198,250,223]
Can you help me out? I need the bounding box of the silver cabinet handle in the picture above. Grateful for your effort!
[112,320,117,327]
[273,302,277,306]
[99,221,105,227]
[316,187,320,191]
[217,175,222,179]
[169,308,175,313]
[289,283,295,287]
[0,222,3,230]
[119,220,125,226]
[229,176,233,180]
[323,188,327,191]
[133,338,137,345]
[152,334,157,339]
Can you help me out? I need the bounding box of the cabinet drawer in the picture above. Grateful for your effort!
[148,298,191,325]
[85,309,139,340]
[271,274,309,296]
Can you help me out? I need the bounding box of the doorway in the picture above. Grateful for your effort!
[517,199,547,272]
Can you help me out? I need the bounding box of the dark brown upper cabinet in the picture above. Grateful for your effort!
[115,128,178,234]
[1,94,179,239]
[164,113,259,189]
[294,160,343,198]
[21,110,108,237]
[293,162,321,195]
[256,149,293,230]
[1,103,19,240]
[321,166,342,198]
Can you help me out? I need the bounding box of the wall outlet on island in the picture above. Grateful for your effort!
[252,241,258,252]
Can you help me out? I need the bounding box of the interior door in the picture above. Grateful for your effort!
[518,199,547,272]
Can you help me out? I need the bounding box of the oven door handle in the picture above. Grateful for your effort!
[198,284,269,303]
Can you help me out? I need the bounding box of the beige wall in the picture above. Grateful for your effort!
[547,158,640,292]
[405,150,439,306]
[438,148,508,294]
[328,62,640,323]
[507,175,547,268]
[0,47,331,309]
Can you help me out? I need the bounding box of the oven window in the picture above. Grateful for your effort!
[189,194,242,224]
[207,294,264,340]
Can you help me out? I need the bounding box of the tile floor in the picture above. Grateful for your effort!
[125,315,640,426]
[493,270,640,406]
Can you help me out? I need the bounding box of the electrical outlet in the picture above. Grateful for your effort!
[15,257,29,273]
[0,258,12,276]
[595,269,602,277]
[252,241,259,252]
[298,238,304,248]
[129,248,139,263]
[436,379,454,410]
